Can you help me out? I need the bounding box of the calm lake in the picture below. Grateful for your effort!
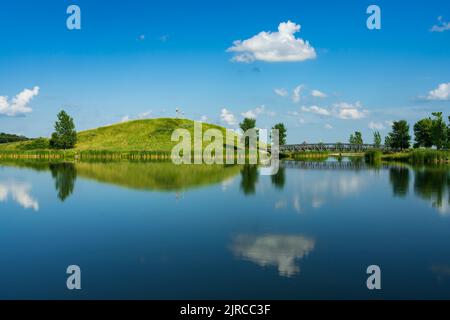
[1,158,450,299]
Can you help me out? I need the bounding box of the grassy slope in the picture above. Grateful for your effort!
[0,118,232,152]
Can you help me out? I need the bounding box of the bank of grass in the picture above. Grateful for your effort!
[364,149,383,162]
[367,149,450,164]
[286,151,330,160]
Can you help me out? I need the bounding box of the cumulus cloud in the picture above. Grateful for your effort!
[368,121,385,130]
[324,123,333,130]
[241,105,275,118]
[121,115,130,122]
[311,89,327,98]
[332,101,368,120]
[274,88,288,97]
[426,82,450,100]
[298,101,368,120]
[430,16,450,32]
[220,108,237,126]
[0,86,40,116]
[301,105,331,116]
[292,84,304,103]
[231,234,315,277]
[227,21,316,63]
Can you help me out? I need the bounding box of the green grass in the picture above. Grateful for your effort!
[375,149,450,164]
[286,151,330,160]
[364,149,383,163]
[0,118,240,159]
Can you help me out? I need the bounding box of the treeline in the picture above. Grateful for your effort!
[0,133,28,144]
[384,112,449,150]
[348,112,449,151]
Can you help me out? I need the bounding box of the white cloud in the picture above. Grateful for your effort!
[292,84,304,103]
[368,121,385,130]
[220,108,237,126]
[227,21,316,63]
[200,115,208,122]
[430,16,450,32]
[324,124,333,130]
[426,82,450,100]
[137,110,152,119]
[241,105,275,118]
[301,105,331,116]
[297,101,368,120]
[121,115,130,122]
[0,86,39,116]
[311,89,327,98]
[332,101,368,120]
[274,88,288,97]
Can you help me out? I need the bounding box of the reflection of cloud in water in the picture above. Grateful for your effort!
[221,176,236,192]
[0,181,39,211]
[286,173,367,212]
[274,199,287,209]
[231,234,315,277]
[437,200,450,216]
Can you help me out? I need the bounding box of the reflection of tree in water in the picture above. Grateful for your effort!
[271,167,285,190]
[49,163,77,201]
[414,168,450,209]
[240,165,258,195]
[389,166,410,197]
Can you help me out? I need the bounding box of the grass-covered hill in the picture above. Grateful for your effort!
[0,118,233,152]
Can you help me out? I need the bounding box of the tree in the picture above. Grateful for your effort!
[413,118,433,148]
[272,123,287,145]
[386,120,410,150]
[373,131,382,148]
[0,133,28,144]
[239,118,257,149]
[349,133,355,144]
[384,135,392,148]
[239,118,256,133]
[349,131,363,145]
[430,112,447,150]
[50,110,77,149]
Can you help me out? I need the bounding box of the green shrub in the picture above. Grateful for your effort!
[19,138,50,150]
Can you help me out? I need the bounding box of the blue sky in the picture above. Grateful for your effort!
[0,0,449,143]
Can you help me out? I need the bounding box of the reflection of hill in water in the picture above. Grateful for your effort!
[0,160,241,196]
[75,161,241,192]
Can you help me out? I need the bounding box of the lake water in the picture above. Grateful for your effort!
[0,158,450,299]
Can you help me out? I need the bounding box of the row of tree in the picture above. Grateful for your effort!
[239,118,287,145]
[0,132,28,144]
[348,112,449,150]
